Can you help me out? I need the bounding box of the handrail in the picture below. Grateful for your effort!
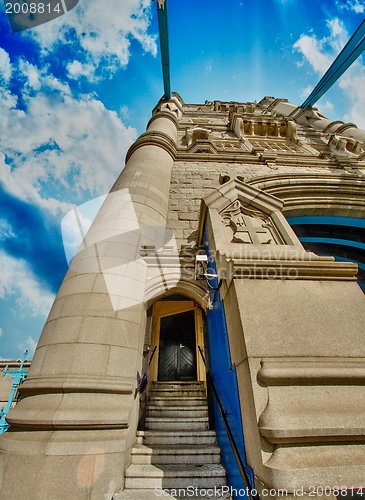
[148,345,158,366]
[198,346,259,500]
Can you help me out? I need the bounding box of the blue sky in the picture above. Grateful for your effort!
[0,0,364,359]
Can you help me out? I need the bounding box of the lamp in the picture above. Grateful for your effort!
[195,253,223,291]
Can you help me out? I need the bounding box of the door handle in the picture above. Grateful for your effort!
[179,343,186,349]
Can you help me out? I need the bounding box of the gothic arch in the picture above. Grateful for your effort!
[247,173,365,290]
[144,276,209,311]
[247,173,365,218]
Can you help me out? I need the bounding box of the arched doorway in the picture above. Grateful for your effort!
[147,298,206,386]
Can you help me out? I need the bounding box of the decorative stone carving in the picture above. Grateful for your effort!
[153,97,182,119]
[220,200,279,245]
[328,134,354,156]
[186,126,211,147]
[230,114,309,154]
[250,138,299,153]
[285,120,299,143]
[327,134,365,157]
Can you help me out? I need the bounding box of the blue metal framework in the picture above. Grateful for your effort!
[0,350,29,434]
[154,0,171,99]
[203,227,254,499]
[288,216,365,292]
[301,18,365,108]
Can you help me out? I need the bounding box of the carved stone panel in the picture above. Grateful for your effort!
[220,200,282,245]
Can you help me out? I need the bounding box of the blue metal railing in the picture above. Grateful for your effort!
[0,350,29,434]
[198,346,258,500]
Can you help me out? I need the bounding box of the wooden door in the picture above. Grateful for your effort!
[158,310,197,381]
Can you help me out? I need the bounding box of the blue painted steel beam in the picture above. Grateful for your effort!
[287,216,365,292]
[155,0,171,99]
[301,18,365,108]
[203,227,255,497]
[287,216,365,228]
[299,236,365,251]
[332,256,365,272]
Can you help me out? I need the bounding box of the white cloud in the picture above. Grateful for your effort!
[27,0,157,76]
[18,60,42,90]
[293,34,333,75]
[0,219,15,240]
[339,71,365,129]
[293,18,365,129]
[0,250,54,317]
[323,100,334,111]
[66,60,98,81]
[299,85,314,99]
[18,335,38,358]
[0,153,72,216]
[0,47,12,83]
[0,0,154,217]
[0,55,137,217]
[327,18,346,39]
[293,18,348,75]
[336,0,364,14]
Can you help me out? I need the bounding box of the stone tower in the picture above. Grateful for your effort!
[1,94,365,498]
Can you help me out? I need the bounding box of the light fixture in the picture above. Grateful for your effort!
[195,253,223,291]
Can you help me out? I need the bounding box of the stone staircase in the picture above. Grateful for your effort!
[113,381,229,499]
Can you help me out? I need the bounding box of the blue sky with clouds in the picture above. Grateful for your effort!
[0,0,364,359]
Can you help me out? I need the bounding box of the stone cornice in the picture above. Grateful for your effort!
[7,418,130,431]
[125,130,177,162]
[19,374,134,395]
[258,358,365,386]
[231,258,358,280]
[174,150,331,166]
[147,109,179,130]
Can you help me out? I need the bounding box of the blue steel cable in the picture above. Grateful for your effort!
[302,36,365,107]
[301,18,365,108]
[155,0,171,99]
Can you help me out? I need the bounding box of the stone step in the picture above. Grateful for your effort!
[125,463,227,489]
[149,388,206,398]
[147,405,208,418]
[131,444,221,465]
[119,381,229,499]
[113,488,232,499]
[152,381,205,388]
[113,490,177,500]
[145,416,209,430]
[148,396,207,407]
[136,430,217,446]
